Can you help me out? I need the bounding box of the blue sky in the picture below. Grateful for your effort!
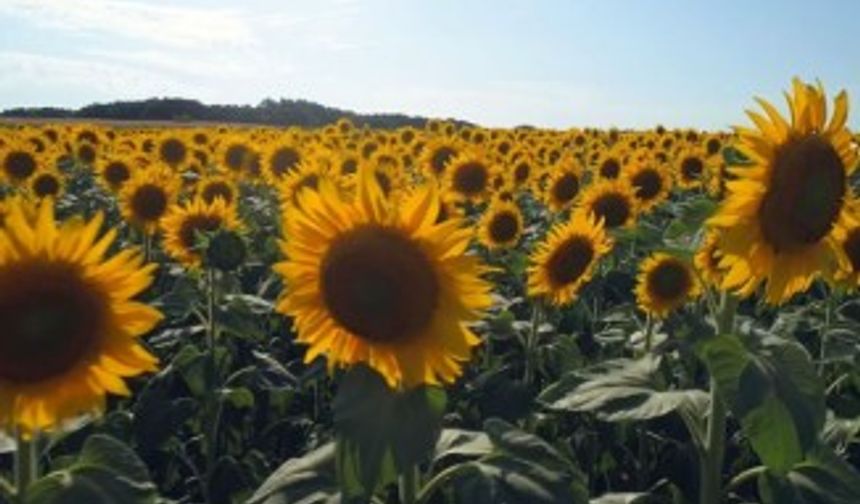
[0,0,858,129]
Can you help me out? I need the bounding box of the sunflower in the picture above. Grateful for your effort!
[675,149,708,189]
[420,138,461,180]
[29,168,65,200]
[444,150,494,203]
[157,134,189,169]
[596,152,623,180]
[708,79,858,304]
[527,210,613,306]
[120,166,180,235]
[578,179,639,229]
[1,143,39,185]
[695,230,726,287]
[278,160,341,208]
[96,157,134,192]
[262,141,303,185]
[544,166,582,212]
[162,198,242,268]
[478,199,524,250]
[197,174,238,207]
[627,161,670,211]
[273,170,493,389]
[635,253,701,318]
[0,200,161,433]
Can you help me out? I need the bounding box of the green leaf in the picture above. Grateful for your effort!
[700,335,826,473]
[590,493,652,504]
[432,429,493,470]
[247,443,339,504]
[332,365,446,499]
[539,355,709,422]
[26,435,158,504]
[449,419,588,504]
[757,444,860,504]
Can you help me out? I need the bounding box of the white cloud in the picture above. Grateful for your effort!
[0,0,254,48]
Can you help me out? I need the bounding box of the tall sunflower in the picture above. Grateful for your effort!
[527,210,613,306]
[544,166,582,212]
[162,197,242,268]
[478,199,524,250]
[274,170,493,389]
[444,150,494,203]
[635,253,701,318]
[0,200,161,433]
[627,161,671,211]
[708,78,858,303]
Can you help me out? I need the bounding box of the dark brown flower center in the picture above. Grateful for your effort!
[758,134,845,252]
[225,145,248,172]
[681,156,704,181]
[452,162,488,196]
[591,192,631,228]
[431,147,457,175]
[843,228,860,272]
[514,162,531,184]
[600,158,621,179]
[706,138,722,156]
[179,214,223,251]
[33,174,59,197]
[321,225,439,343]
[202,182,234,205]
[546,236,594,287]
[131,184,168,222]
[0,261,107,382]
[77,144,96,165]
[104,162,130,187]
[647,260,691,302]
[632,169,662,201]
[159,138,187,167]
[551,173,579,204]
[271,148,300,178]
[4,151,36,181]
[488,211,519,244]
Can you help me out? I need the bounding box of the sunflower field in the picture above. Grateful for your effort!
[0,78,858,504]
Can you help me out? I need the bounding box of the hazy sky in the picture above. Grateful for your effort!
[1,0,858,129]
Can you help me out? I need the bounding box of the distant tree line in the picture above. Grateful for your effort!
[0,97,468,130]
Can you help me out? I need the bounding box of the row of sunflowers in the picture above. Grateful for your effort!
[0,78,858,504]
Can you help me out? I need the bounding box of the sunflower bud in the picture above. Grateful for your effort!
[206,229,246,272]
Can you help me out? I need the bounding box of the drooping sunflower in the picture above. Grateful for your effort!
[708,78,858,303]
[635,253,701,318]
[120,166,180,235]
[162,197,242,268]
[273,170,493,388]
[578,179,639,229]
[478,199,524,250]
[627,161,671,211]
[527,210,613,306]
[0,200,161,433]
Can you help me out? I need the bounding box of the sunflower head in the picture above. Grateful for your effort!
[527,210,613,306]
[157,134,189,169]
[627,161,670,211]
[545,167,581,212]
[478,199,524,250]
[708,78,858,303]
[445,150,494,203]
[97,157,134,192]
[120,166,180,235]
[695,230,727,287]
[636,253,701,318]
[2,144,39,184]
[274,169,493,389]
[29,168,64,200]
[198,175,238,207]
[0,199,161,434]
[675,149,708,189]
[162,197,242,268]
[579,179,639,230]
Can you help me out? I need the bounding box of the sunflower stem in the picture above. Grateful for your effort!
[524,303,543,387]
[143,232,152,263]
[699,292,737,504]
[643,313,654,353]
[818,289,834,375]
[398,464,419,504]
[204,266,220,503]
[206,267,217,352]
[14,430,38,502]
